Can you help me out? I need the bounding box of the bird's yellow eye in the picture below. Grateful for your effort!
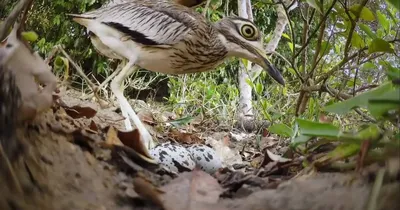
[240,24,256,39]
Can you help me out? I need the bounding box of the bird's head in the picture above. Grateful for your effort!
[214,17,285,86]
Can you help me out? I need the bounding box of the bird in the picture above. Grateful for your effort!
[88,0,206,60]
[68,0,285,150]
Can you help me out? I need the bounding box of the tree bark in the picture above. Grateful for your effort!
[237,0,254,121]
[236,0,298,131]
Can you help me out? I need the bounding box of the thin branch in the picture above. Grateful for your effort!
[308,9,326,79]
[315,48,361,84]
[352,51,362,96]
[56,45,97,91]
[316,39,399,84]
[18,0,33,33]
[276,0,304,82]
[352,84,379,94]
[312,26,335,78]
[293,0,338,59]
[300,5,309,79]
[202,0,211,17]
[250,0,301,81]
[0,0,33,41]
[342,0,369,59]
[302,84,377,122]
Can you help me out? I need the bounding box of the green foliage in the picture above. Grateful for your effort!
[323,82,393,115]
[295,118,340,138]
[167,66,240,123]
[368,38,395,54]
[268,123,294,137]
[386,0,400,11]
[21,31,39,42]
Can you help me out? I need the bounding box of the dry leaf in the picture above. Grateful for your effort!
[117,129,153,160]
[160,168,225,210]
[259,149,293,169]
[61,105,97,119]
[105,126,123,146]
[266,150,292,163]
[89,120,99,131]
[137,110,156,125]
[169,129,203,144]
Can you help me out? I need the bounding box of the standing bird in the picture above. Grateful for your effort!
[68,0,285,149]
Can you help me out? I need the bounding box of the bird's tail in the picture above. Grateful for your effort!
[66,13,97,28]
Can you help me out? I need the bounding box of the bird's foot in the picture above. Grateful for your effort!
[119,98,155,150]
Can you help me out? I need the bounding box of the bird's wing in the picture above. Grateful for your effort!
[71,1,205,46]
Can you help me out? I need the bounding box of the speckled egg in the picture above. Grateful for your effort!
[188,144,222,174]
[149,142,195,174]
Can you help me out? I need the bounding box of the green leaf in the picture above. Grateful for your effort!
[386,65,400,81]
[359,24,377,39]
[287,67,297,76]
[291,134,313,147]
[255,82,263,95]
[210,0,223,10]
[349,4,375,21]
[376,11,390,32]
[296,119,340,138]
[351,32,365,49]
[287,42,294,52]
[282,33,291,40]
[241,58,249,68]
[324,82,393,115]
[386,7,398,24]
[386,0,400,11]
[368,88,400,118]
[354,124,382,141]
[306,0,323,14]
[269,123,294,138]
[21,31,38,42]
[362,62,377,70]
[320,41,332,56]
[168,116,194,127]
[245,78,255,89]
[317,143,360,164]
[368,38,395,54]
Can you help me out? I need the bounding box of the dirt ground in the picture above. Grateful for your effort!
[1,90,399,210]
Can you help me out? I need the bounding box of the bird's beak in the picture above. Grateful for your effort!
[253,48,285,86]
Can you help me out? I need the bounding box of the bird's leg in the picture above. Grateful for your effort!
[110,60,155,149]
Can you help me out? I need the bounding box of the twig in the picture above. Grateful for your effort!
[0,0,33,41]
[352,84,379,94]
[342,0,369,59]
[308,9,326,79]
[56,45,97,91]
[202,0,211,17]
[17,0,33,33]
[316,39,399,84]
[300,5,309,80]
[82,63,123,99]
[352,51,362,97]
[293,0,337,59]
